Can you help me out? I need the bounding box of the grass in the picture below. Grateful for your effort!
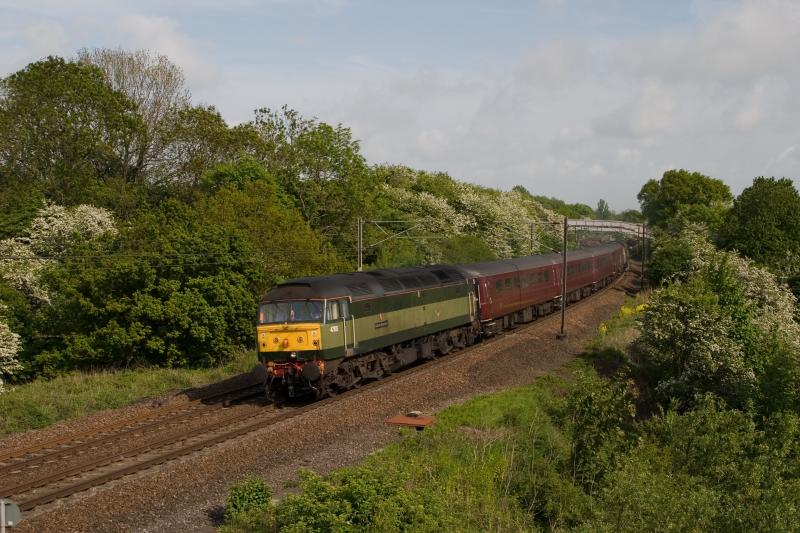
[222,366,601,532]
[588,292,649,353]
[0,350,257,437]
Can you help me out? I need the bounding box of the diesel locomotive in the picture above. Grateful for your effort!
[254,242,627,400]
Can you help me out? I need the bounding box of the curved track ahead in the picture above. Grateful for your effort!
[0,267,638,513]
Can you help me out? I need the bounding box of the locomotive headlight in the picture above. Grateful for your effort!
[290,351,297,358]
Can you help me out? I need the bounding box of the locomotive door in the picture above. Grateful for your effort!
[341,299,356,356]
[328,299,356,357]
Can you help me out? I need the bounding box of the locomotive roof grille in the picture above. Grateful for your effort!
[398,276,421,289]
[346,283,373,296]
[378,279,404,292]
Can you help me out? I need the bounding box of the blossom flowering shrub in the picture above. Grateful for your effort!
[377,169,561,261]
[637,230,800,411]
[0,203,117,303]
[380,184,470,236]
[27,203,117,256]
[0,238,52,302]
[0,303,22,392]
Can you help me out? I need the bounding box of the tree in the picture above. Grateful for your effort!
[249,106,375,257]
[619,209,644,223]
[151,104,253,191]
[529,193,595,219]
[36,200,260,373]
[719,177,800,273]
[77,48,190,183]
[596,199,611,220]
[637,169,732,230]
[194,161,343,295]
[0,303,22,392]
[0,57,143,203]
[637,231,800,412]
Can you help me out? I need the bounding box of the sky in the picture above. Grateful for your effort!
[1,0,798,210]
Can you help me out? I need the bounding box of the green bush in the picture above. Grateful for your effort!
[222,476,275,532]
[637,232,800,413]
[564,371,637,494]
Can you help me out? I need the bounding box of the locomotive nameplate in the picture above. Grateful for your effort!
[374,320,388,329]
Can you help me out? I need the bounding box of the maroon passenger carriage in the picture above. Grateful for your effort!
[456,242,627,335]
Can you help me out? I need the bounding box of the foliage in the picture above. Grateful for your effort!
[151,104,253,191]
[0,202,118,303]
[0,56,143,203]
[194,172,343,295]
[594,395,800,532]
[250,106,374,256]
[77,47,191,183]
[222,467,453,533]
[438,235,498,264]
[223,476,274,530]
[719,177,800,290]
[618,209,644,223]
[0,184,42,239]
[637,230,800,412]
[565,371,637,493]
[645,230,695,286]
[375,167,560,263]
[637,169,732,231]
[29,200,259,375]
[595,199,611,220]
[0,303,23,393]
[525,190,596,219]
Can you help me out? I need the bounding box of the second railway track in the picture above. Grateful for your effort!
[1,266,638,514]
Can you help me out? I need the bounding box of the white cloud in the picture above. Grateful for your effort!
[116,14,217,90]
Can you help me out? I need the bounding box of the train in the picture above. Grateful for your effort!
[253,242,628,400]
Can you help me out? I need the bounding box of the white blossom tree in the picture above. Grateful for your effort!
[0,202,117,303]
[0,303,22,392]
[637,229,800,408]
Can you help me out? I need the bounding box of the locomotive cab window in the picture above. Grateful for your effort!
[325,299,350,322]
[259,300,323,324]
[326,300,340,322]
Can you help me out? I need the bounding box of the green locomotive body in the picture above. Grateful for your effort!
[255,266,477,399]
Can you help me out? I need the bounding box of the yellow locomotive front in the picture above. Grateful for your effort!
[256,300,325,399]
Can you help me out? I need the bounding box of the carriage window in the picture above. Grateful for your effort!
[514,276,520,288]
[495,280,503,292]
[505,278,512,289]
[522,275,529,288]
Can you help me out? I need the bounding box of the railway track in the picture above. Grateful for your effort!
[1,266,639,514]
